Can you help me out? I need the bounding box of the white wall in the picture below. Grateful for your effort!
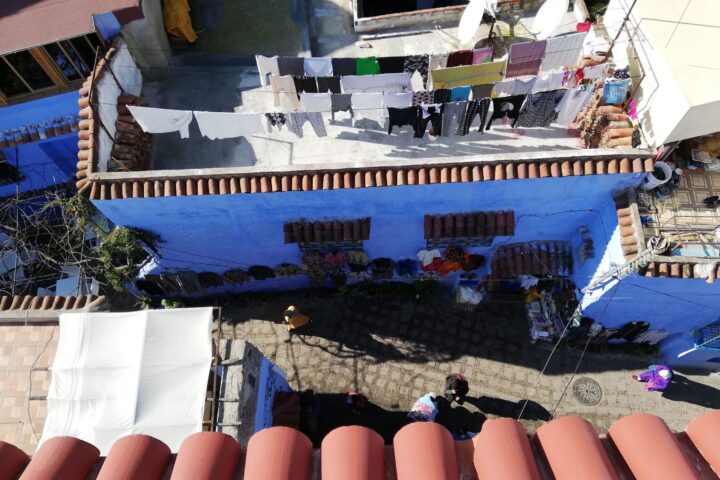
[96,41,142,172]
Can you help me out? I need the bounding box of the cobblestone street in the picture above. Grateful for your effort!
[219,291,720,440]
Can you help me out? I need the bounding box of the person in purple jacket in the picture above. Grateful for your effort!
[632,364,673,392]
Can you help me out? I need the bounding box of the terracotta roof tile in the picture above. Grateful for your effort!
[0,295,107,316]
[492,241,572,280]
[7,412,719,479]
[284,218,370,244]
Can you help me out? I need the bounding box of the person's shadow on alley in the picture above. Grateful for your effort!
[464,395,553,422]
[662,374,720,409]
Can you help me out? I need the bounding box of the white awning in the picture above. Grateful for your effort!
[40,307,213,455]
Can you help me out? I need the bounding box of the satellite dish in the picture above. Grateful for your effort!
[457,0,497,46]
[532,0,570,40]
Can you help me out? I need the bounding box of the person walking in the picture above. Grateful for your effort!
[408,392,439,422]
[632,364,673,392]
[444,373,469,405]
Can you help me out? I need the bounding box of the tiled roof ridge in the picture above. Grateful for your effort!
[84,157,655,200]
[75,40,121,195]
[0,294,107,313]
[4,411,720,479]
[614,192,718,280]
[424,211,515,238]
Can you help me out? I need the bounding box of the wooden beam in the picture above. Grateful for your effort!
[29,47,68,90]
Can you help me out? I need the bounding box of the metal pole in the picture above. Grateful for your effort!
[210,306,222,432]
[603,0,638,63]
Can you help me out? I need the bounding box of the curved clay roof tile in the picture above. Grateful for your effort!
[97,434,171,480]
[0,441,29,480]
[243,426,313,480]
[170,432,242,480]
[609,413,698,480]
[474,418,541,480]
[535,416,616,480]
[321,425,384,480]
[19,436,99,480]
[393,422,459,480]
[686,410,720,475]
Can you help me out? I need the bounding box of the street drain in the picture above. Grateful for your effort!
[572,377,602,406]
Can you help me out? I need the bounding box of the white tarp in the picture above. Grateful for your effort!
[40,307,213,455]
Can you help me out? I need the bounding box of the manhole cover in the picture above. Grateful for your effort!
[573,377,602,406]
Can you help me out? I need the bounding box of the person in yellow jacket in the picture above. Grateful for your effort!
[283,305,310,331]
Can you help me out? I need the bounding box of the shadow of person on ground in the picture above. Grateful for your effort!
[435,400,487,438]
[464,395,552,422]
[661,374,720,409]
[313,393,411,446]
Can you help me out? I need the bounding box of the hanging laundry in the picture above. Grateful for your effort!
[540,32,587,72]
[555,85,595,125]
[415,104,443,138]
[351,93,385,125]
[270,75,300,111]
[332,58,356,76]
[277,57,305,76]
[512,77,537,95]
[330,94,352,121]
[403,54,429,84]
[387,107,418,134]
[194,112,263,140]
[583,62,608,79]
[469,84,492,100]
[293,76,318,93]
[286,112,327,137]
[450,86,472,102]
[447,49,474,67]
[340,73,411,93]
[472,47,493,64]
[458,98,491,135]
[255,55,279,86]
[412,91,434,106]
[486,95,525,129]
[427,53,449,89]
[378,56,406,74]
[431,61,506,89]
[515,89,566,128]
[356,56,381,75]
[492,79,516,97]
[561,69,575,87]
[127,106,193,138]
[383,92,413,108]
[316,76,342,93]
[434,89,452,103]
[300,92,332,112]
[303,57,333,76]
[265,113,286,132]
[441,102,467,137]
[505,40,547,78]
[410,71,425,92]
[531,70,565,93]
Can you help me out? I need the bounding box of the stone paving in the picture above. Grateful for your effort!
[220,291,720,438]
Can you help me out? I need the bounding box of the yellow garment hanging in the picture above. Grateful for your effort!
[430,60,506,89]
[163,0,198,44]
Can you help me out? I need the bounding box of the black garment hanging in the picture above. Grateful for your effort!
[316,76,342,93]
[471,83,493,99]
[277,57,304,76]
[332,58,356,76]
[378,56,407,73]
[459,98,491,135]
[515,89,565,128]
[293,76,318,93]
[387,107,418,134]
[404,54,429,84]
[415,105,443,138]
[412,91,434,106]
[433,89,451,103]
[486,95,525,130]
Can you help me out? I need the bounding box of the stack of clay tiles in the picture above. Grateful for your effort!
[576,86,635,149]
[111,94,151,172]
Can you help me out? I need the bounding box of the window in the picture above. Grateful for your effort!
[284,218,370,250]
[0,33,104,101]
[3,51,53,90]
[696,320,720,352]
[424,211,514,249]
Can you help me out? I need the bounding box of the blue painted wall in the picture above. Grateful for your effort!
[582,273,720,369]
[93,173,642,273]
[1,134,76,197]
[0,92,80,196]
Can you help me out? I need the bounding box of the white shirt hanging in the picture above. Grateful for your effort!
[303,57,333,76]
[383,92,413,108]
[351,93,385,123]
[127,106,193,139]
[193,112,263,140]
[300,92,332,113]
[256,55,280,86]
